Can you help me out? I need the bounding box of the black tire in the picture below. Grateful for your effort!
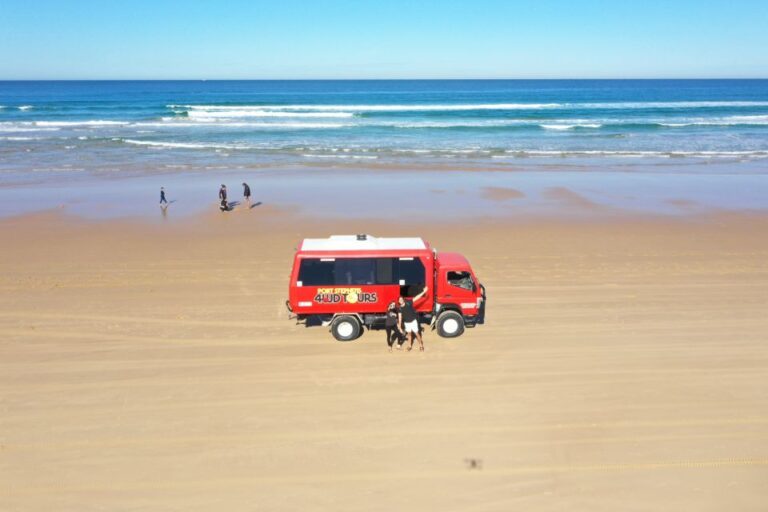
[436,310,465,338]
[331,315,362,342]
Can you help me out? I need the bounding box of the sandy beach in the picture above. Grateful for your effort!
[2,199,767,511]
[3,0,768,507]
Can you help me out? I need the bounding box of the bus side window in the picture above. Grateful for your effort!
[298,259,335,286]
[335,258,377,285]
[396,258,425,284]
[376,258,395,284]
[397,258,426,296]
[298,257,427,288]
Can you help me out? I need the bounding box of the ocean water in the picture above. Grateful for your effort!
[2,79,768,177]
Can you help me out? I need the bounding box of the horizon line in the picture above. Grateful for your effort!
[2,77,768,82]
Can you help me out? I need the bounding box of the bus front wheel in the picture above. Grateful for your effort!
[436,311,465,338]
[331,315,362,342]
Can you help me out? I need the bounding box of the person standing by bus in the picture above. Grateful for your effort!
[398,286,429,352]
[384,301,404,351]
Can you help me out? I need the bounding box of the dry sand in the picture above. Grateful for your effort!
[1,207,768,511]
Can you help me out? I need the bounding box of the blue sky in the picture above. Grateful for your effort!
[1,0,767,79]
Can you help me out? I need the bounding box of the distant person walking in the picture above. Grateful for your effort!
[218,184,228,211]
[398,286,428,352]
[159,187,168,206]
[242,182,251,206]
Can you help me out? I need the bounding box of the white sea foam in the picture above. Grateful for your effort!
[7,115,767,134]
[389,148,487,154]
[170,101,768,113]
[389,119,625,129]
[153,118,526,129]
[122,139,251,150]
[35,120,129,127]
[301,154,378,160]
[18,105,33,111]
[658,115,768,127]
[298,148,768,159]
[0,124,61,132]
[186,109,354,119]
[577,101,768,109]
[493,149,768,158]
[725,115,768,122]
[388,116,768,129]
[171,103,562,112]
[541,124,602,130]
[140,120,353,129]
[7,119,352,130]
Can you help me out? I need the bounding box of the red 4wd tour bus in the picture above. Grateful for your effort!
[286,234,486,341]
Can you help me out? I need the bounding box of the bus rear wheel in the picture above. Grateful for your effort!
[331,315,362,342]
[436,311,465,338]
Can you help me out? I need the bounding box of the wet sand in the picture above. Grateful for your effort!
[1,205,768,511]
[2,162,768,221]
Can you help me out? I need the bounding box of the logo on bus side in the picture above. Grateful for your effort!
[314,287,378,304]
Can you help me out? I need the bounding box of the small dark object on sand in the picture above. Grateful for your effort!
[464,458,483,470]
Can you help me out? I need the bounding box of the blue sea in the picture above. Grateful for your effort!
[2,80,768,219]
[2,80,768,176]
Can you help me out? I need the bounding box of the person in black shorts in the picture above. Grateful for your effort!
[398,286,428,352]
[242,182,251,207]
[159,187,168,206]
[384,301,404,351]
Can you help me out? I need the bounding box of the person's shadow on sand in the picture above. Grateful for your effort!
[221,200,240,211]
[220,200,262,212]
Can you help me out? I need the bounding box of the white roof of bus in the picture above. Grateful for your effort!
[301,235,426,252]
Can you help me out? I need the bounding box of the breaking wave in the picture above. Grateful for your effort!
[122,139,252,150]
[186,109,355,119]
[2,114,768,137]
[169,101,768,114]
[34,120,130,127]
[541,124,603,130]
[112,139,768,160]
[170,103,563,112]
